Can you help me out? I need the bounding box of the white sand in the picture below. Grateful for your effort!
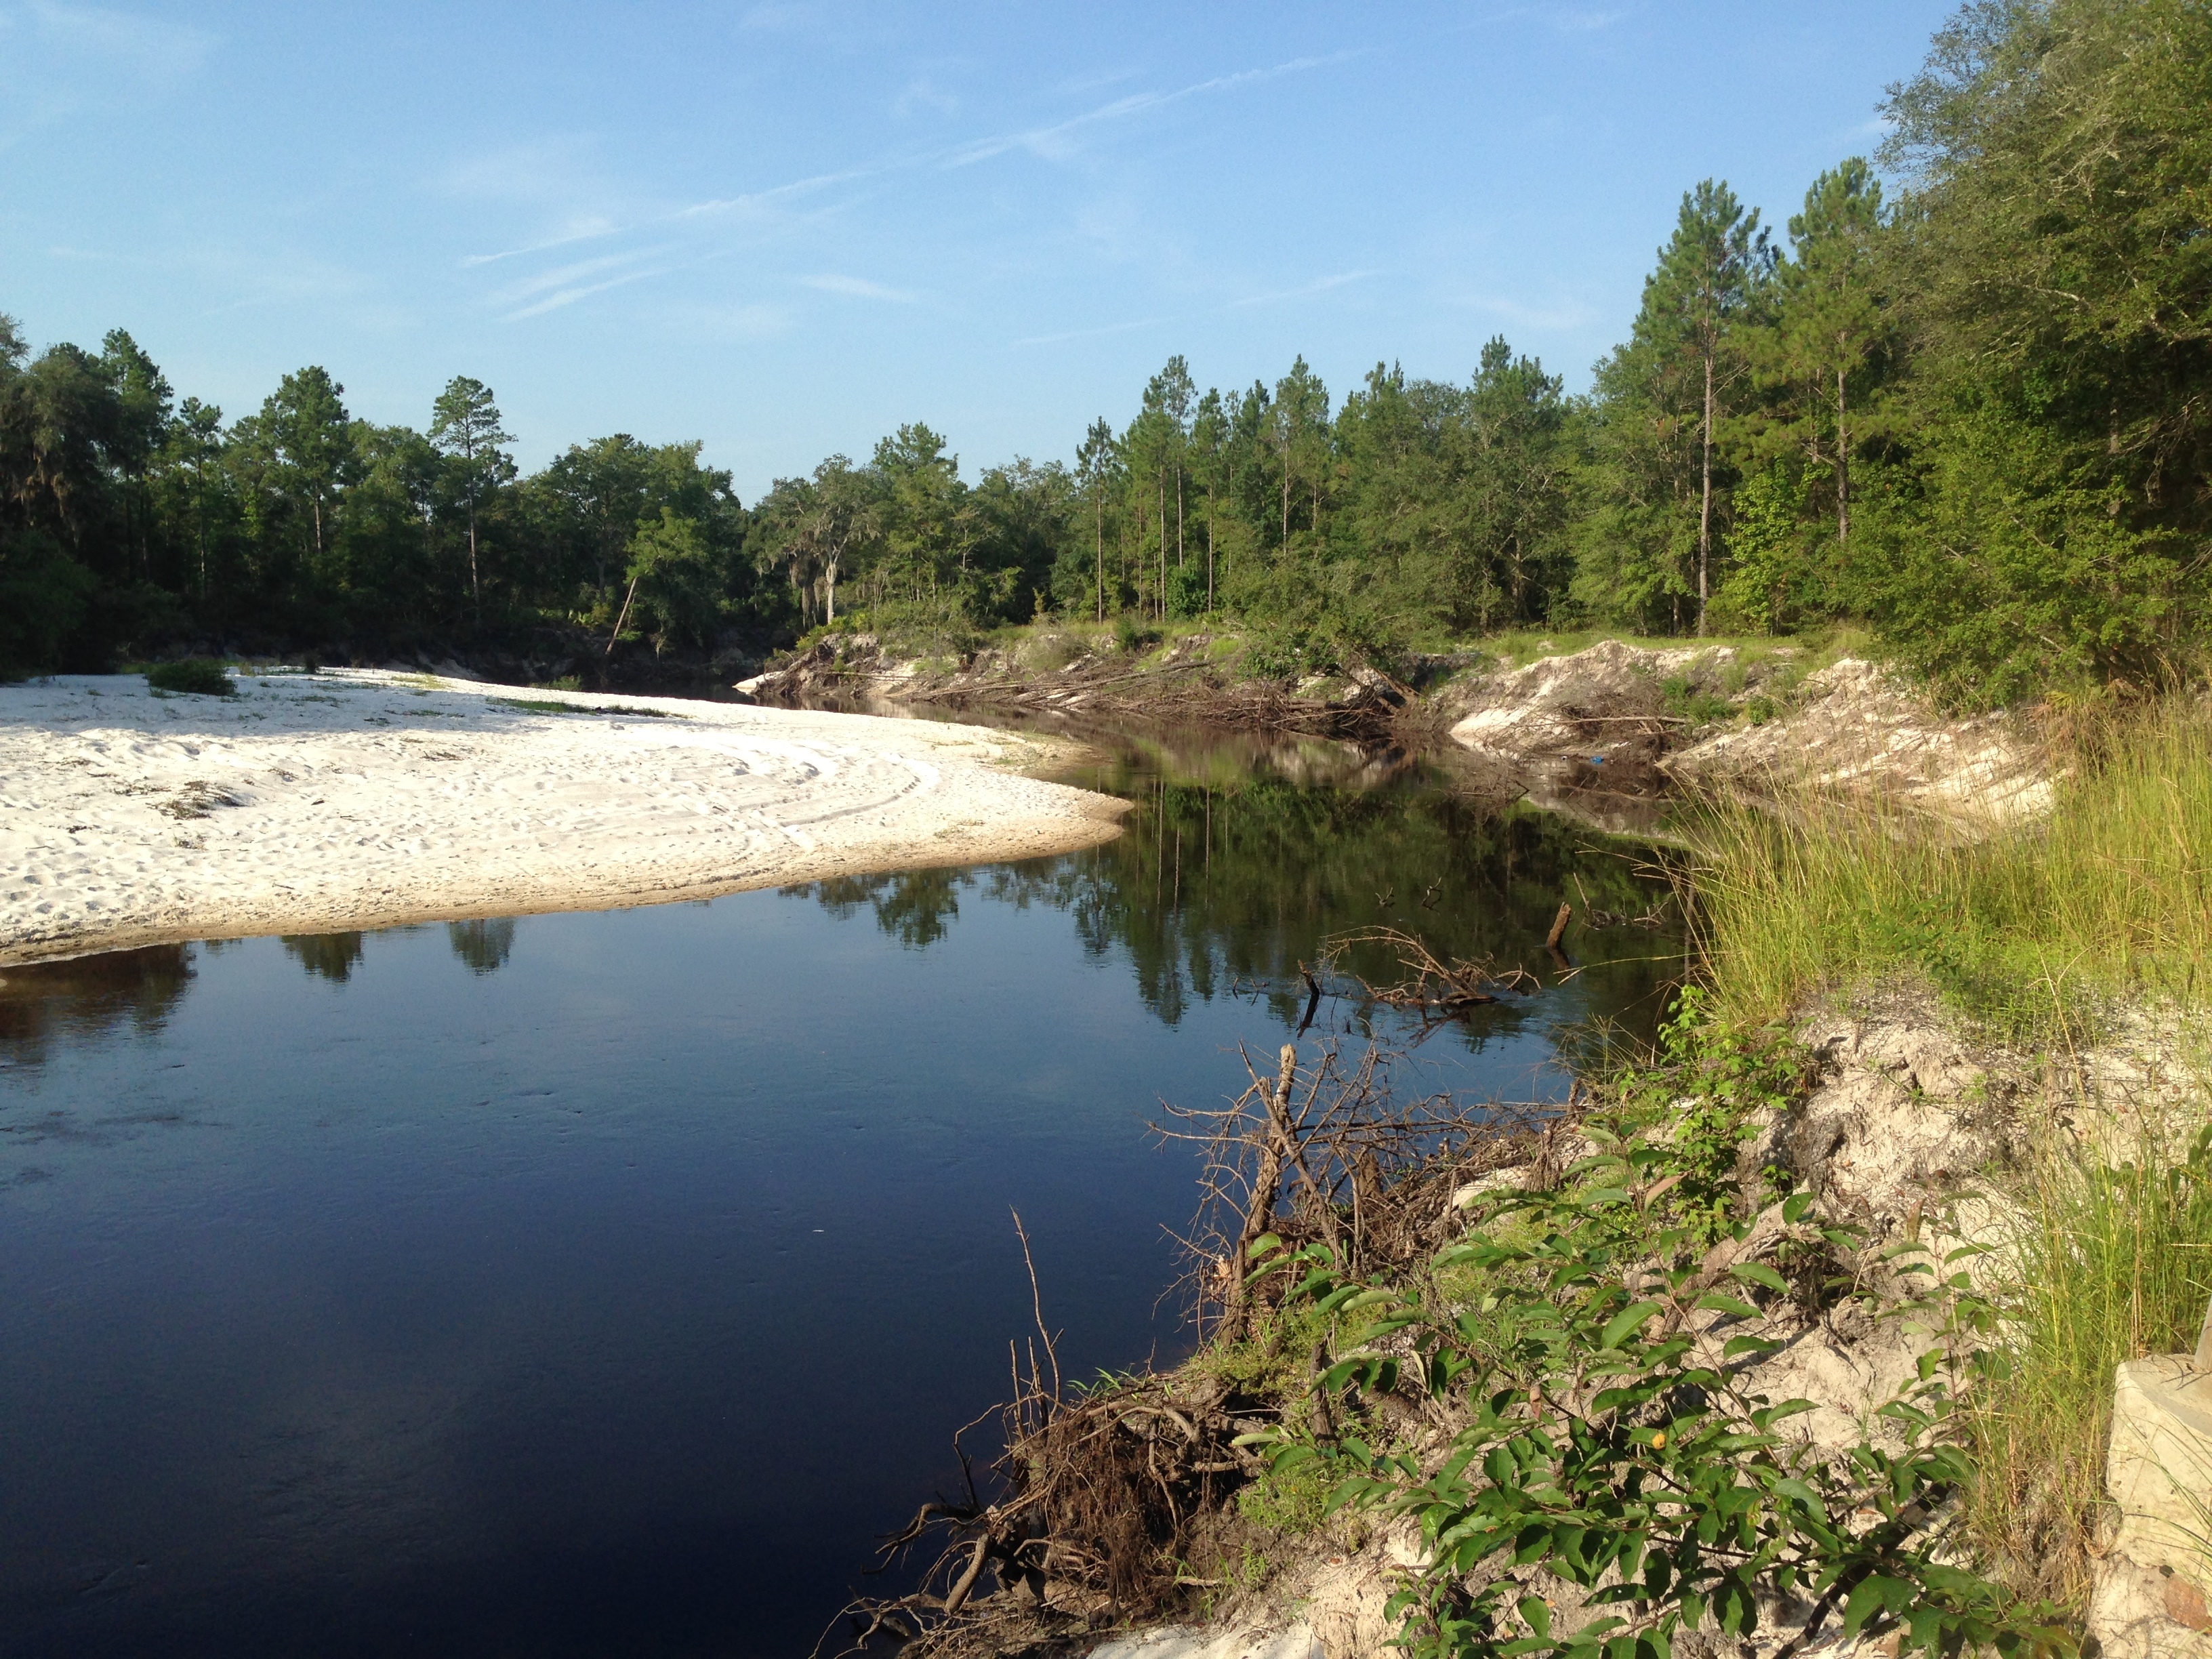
[0,670,1127,964]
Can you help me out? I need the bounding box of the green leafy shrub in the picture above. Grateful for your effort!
[1166,562,1209,620]
[145,659,234,696]
[1113,614,1160,655]
[1248,1153,2074,1659]
[1600,987,1808,1242]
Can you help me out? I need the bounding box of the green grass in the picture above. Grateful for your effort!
[1471,622,1870,676]
[1235,1455,1335,1536]
[1964,1124,2212,1606]
[1687,701,2212,1036]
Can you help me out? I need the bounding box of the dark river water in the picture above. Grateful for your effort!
[0,722,1682,1658]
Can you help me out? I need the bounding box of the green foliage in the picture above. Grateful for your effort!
[1600,987,1806,1241]
[1864,0,2212,693]
[0,529,98,674]
[619,509,718,650]
[1237,1452,1336,1537]
[1113,613,1159,655]
[144,658,234,695]
[1657,674,1736,729]
[1248,1158,2074,1659]
[1707,466,1814,637]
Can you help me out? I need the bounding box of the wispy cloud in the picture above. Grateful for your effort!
[1231,269,1381,308]
[800,273,920,303]
[451,49,1359,326]
[435,137,627,214]
[734,0,896,49]
[1552,7,1630,33]
[504,266,674,321]
[487,247,678,308]
[0,0,215,143]
[678,168,871,222]
[190,245,376,313]
[944,54,1355,169]
[463,220,621,267]
[663,300,794,342]
[1052,64,1145,99]
[14,0,213,78]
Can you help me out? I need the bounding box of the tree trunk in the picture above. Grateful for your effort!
[606,570,642,656]
[1835,357,1850,555]
[1697,347,1714,637]
[825,552,839,623]
[1094,493,1105,623]
[467,504,481,619]
[1206,491,1215,613]
[1158,474,1167,620]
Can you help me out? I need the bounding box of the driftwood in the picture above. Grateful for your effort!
[1158,1040,1556,1336]
[1307,927,1542,1038]
[1545,901,1573,951]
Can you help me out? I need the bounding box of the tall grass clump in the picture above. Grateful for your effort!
[1687,700,2212,1035]
[1964,1126,2212,1605]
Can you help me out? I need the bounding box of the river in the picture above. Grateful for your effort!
[0,719,1682,1658]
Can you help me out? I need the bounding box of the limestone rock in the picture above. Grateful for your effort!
[2108,1354,2212,1585]
[2088,1556,2212,1659]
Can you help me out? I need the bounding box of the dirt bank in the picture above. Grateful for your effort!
[740,634,2053,831]
[737,631,1415,742]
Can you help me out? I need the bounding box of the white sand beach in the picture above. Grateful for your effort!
[0,670,1127,964]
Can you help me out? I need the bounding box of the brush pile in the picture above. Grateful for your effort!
[830,1042,1557,1657]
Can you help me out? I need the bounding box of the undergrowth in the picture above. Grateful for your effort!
[1254,1142,2074,1659]
[1687,700,2212,1037]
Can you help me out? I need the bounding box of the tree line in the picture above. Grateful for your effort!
[3,0,2205,702]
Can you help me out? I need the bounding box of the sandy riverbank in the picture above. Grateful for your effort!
[0,670,1128,965]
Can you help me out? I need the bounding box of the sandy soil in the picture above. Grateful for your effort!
[0,670,1128,964]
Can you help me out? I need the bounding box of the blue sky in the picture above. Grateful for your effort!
[0,1,1957,496]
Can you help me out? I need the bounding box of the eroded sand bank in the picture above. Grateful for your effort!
[0,670,1128,964]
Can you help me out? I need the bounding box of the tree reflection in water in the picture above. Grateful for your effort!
[783,725,1687,1053]
[281,932,367,983]
[447,918,518,975]
[0,943,197,1067]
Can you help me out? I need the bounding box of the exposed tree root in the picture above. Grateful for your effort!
[827,1039,1566,1658]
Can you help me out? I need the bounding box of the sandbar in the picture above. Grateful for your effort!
[0,670,1128,965]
